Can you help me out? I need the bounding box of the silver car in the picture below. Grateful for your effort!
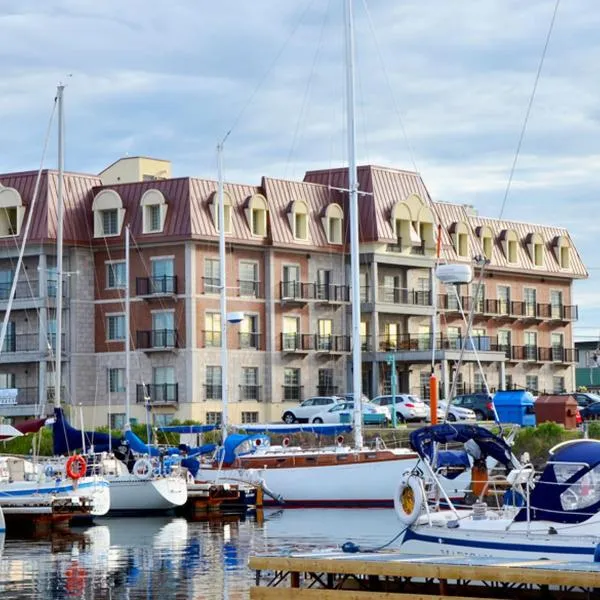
[370,394,429,423]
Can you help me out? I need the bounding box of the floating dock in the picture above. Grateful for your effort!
[179,482,262,520]
[249,551,600,599]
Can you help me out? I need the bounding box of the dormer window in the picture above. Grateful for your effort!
[450,222,469,258]
[141,189,167,234]
[288,199,309,241]
[210,191,232,234]
[526,232,544,267]
[476,225,493,259]
[245,194,268,237]
[553,235,570,269]
[323,203,343,245]
[390,201,413,244]
[93,190,125,238]
[500,229,519,264]
[0,187,25,237]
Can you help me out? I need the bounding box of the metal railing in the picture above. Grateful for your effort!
[281,333,313,352]
[136,329,179,349]
[239,332,260,349]
[315,284,350,302]
[315,335,351,352]
[203,330,221,347]
[136,383,179,404]
[239,384,261,401]
[136,276,178,296]
[204,384,222,400]
[282,384,303,402]
[202,277,220,294]
[237,279,262,297]
[378,286,432,306]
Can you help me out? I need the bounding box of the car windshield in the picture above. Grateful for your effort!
[586,394,600,402]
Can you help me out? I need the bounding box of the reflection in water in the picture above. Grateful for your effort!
[0,509,402,599]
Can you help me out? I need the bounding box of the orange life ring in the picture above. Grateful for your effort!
[65,563,86,594]
[66,455,87,480]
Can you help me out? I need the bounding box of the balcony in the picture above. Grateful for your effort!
[279,281,316,304]
[202,277,220,294]
[239,384,261,401]
[438,294,472,313]
[281,333,313,353]
[509,345,540,362]
[537,303,578,322]
[0,387,40,417]
[0,333,65,363]
[203,330,221,347]
[136,383,178,405]
[136,329,179,352]
[239,332,260,349]
[377,334,500,353]
[483,299,512,318]
[314,334,351,355]
[282,384,303,402]
[377,286,432,307]
[204,383,222,400]
[538,347,578,364]
[136,276,178,298]
[1,333,38,353]
[0,278,68,311]
[237,279,262,298]
[315,284,350,303]
[511,301,541,322]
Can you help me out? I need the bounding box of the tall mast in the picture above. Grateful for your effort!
[217,143,228,442]
[55,84,65,409]
[125,225,130,425]
[344,0,363,449]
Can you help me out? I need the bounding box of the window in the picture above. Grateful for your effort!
[498,285,510,315]
[205,366,222,400]
[241,411,259,424]
[500,229,518,264]
[551,290,563,319]
[240,314,258,349]
[474,284,485,313]
[508,239,517,263]
[317,319,333,350]
[447,326,461,350]
[282,316,300,350]
[551,333,564,361]
[141,189,167,234]
[204,258,220,294]
[152,366,176,402]
[108,368,125,393]
[239,261,259,297]
[246,194,268,237]
[151,257,175,294]
[205,312,221,347]
[524,331,537,360]
[318,368,335,396]
[241,367,259,400]
[102,209,118,236]
[316,269,332,300]
[526,375,539,393]
[106,261,126,289]
[1,321,15,353]
[282,265,300,298]
[153,366,175,385]
[107,314,125,341]
[504,374,513,390]
[211,191,232,234]
[524,288,537,317]
[498,329,511,354]
[382,275,400,303]
[206,411,222,425]
[360,321,369,351]
[483,235,492,259]
[289,200,309,241]
[474,373,485,393]
[47,319,57,352]
[560,246,570,268]
[323,203,343,245]
[419,371,431,400]
[283,368,301,401]
[384,322,399,349]
[0,373,16,388]
[153,413,174,427]
[0,187,25,237]
[457,233,468,257]
[109,413,126,429]
[552,235,571,269]
[553,376,566,394]
[447,287,459,311]
[451,222,469,257]
[0,270,13,300]
[152,311,175,347]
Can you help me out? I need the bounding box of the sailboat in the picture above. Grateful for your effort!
[52,226,188,513]
[193,0,473,507]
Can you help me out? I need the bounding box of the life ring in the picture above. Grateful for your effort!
[394,474,424,527]
[336,435,344,446]
[282,437,291,447]
[65,455,87,480]
[133,458,153,480]
[255,438,262,447]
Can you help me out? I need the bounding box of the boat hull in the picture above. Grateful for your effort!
[106,475,187,513]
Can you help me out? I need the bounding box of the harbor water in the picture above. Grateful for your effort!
[0,509,401,599]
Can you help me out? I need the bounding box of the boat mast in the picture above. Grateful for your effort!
[55,84,64,410]
[125,225,130,425]
[344,0,363,450]
[217,143,228,443]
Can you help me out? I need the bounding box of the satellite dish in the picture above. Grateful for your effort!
[435,264,473,285]
[227,311,245,324]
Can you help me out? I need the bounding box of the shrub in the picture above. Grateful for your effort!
[512,422,580,468]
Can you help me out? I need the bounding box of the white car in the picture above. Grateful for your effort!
[370,394,429,423]
[282,396,344,423]
[310,401,388,425]
[437,400,477,423]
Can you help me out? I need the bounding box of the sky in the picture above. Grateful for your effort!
[1,0,599,340]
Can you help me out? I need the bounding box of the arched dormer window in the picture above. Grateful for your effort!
[526,232,544,267]
[92,190,125,238]
[0,187,25,237]
[141,189,167,234]
[322,202,343,245]
[287,199,309,241]
[499,229,518,264]
[416,205,436,250]
[390,202,417,245]
[209,191,232,234]
[245,194,268,237]
[476,225,493,260]
[553,235,570,269]
[450,222,469,258]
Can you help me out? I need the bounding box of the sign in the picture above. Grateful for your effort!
[0,389,18,406]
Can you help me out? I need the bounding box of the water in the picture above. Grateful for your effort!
[0,508,401,599]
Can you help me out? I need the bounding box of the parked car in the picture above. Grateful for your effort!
[452,393,495,421]
[282,396,343,424]
[310,401,388,426]
[579,401,600,421]
[370,394,428,423]
[340,393,371,405]
[424,399,476,423]
[562,392,600,411]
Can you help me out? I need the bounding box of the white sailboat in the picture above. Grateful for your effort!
[195,0,473,507]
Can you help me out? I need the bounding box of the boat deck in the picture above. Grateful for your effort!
[250,550,600,599]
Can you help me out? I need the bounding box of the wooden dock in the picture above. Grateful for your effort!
[249,551,600,599]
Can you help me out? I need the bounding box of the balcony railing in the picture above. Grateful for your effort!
[280,281,317,302]
[136,276,178,296]
[438,294,473,312]
[0,279,67,300]
[538,347,578,363]
[203,330,221,347]
[202,277,220,294]
[1,333,39,353]
[315,284,350,303]
[281,333,313,352]
[237,279,262,298]
[377,334,501,353]
[136,329,179,350]
[239,384,261,401]
[239,332,260,349]
[377,287,432,306]
[315,335,351,353]
[204,383,222,400]
[283,384,303,402]
[136,383,179,404]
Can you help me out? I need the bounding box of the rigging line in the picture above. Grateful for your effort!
[284,0,332,181]
[360,0,419,174]
[498,0,561,220]
[218,0,317,146]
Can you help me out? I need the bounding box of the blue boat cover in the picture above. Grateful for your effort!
[53,407,121,455]
[160,425,217,434]
[218,433,270,466]
[409,423,514,468]
[125,429,161,457]
[239,423,352,436]
[125,428,216,459]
